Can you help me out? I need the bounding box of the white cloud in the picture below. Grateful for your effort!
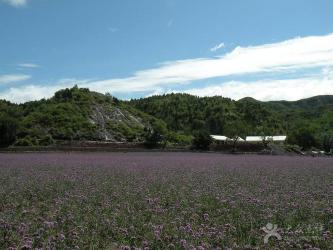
[0,74,31,84]
[85,33,333,93]
[176,75,333,101]
[1,33,333,103]
[18,63,39,68]
[210,42,225,52]
[3,72,332,103]
[3,0,27,7]
[1,85,60,103]
[0,79,87,103]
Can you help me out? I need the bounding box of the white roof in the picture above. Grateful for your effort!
[246,136,287,142]
[211,135,229,141]
[211,135,245,141]
[272,136,287,141]
[246,136,265,142]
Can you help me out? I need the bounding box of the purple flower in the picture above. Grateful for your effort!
[180,239,187,247]
[58,233,66,242]
[203,213,209,221]
[154,229,161,240]
[43,221,55,229]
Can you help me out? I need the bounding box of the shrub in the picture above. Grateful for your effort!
[144,129,165,148]
[14,136,38,147]
[289,129,317,150]
[0,115,17,147]
[322,134,333,153]
[39,135,55,146]
[191,130,213,150]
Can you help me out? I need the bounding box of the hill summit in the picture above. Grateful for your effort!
[0,86,174,147]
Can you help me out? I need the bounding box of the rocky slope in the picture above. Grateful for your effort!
[0,86,166,146]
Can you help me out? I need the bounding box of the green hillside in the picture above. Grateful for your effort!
[130,93,333,151]
[130,94,285,135]
[0,86,188,147]
[1,87,332,151]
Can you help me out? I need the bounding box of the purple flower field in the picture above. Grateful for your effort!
[0,152,332,249]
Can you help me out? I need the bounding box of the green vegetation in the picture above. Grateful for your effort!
[130,94,333,151]
[1,87,333,151]
[191,131,213,150]
[130,94,280,136]
[0,86,186,147]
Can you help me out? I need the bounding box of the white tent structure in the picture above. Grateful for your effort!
[211,134,286,143]
[246,136,287,142]
[236,137,245,142]
[211,135,245,142]
[246,136,265,142]
[211,135,229,141]
[272,136,287,142]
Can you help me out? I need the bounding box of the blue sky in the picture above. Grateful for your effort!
[1,0,333,103]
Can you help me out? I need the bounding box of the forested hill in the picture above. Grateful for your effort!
[266,95,333,111]
[1,87,333,150]
[130,94,276,135]
[129,93,333,149]
[0,86,177,147]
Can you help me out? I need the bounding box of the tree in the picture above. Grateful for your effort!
[39,135,55,146]
[291,129,317,150]
[224,121,247,152]
[14,136,37,146]
[144,128,165,148]
[144,119,168,148]
[0,115,17,147]
[105,93,120,105]
[322,134,333,153]
[54,87,73,101]
[260,131,273,149]
[191,130,213,150]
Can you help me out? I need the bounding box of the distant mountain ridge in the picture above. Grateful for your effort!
[237,95,333,110]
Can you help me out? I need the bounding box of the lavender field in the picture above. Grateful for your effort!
[0,152,333,249]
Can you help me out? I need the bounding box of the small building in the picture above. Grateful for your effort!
[246,136,265,142]
[246,136,287,143]
[272,136,287,142]
[211,135,245,143]
[211,135,229,142]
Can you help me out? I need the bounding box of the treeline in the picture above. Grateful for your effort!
[130,94,284,135]
[1,87,333,152]
[0,87,191,148]
[130,94,333,151]
[0,87,109,147]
